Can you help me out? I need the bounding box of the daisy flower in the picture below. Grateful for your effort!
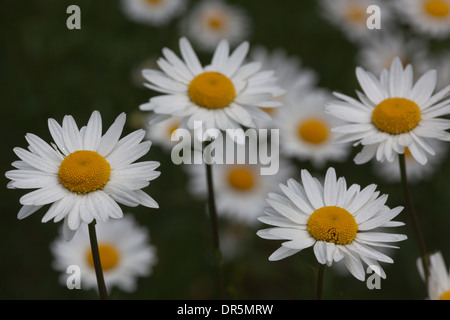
[140,37,284,143]
[373,141,448,184]
[5,110,160,240]
[326,56,450,165]
[276,88,351,168]
[51,214,157,293]
[145,115,184,151]
[319,0,393,43]
[257,167,407,281]
[185,145,294,226]
[417,251,450,300]
[394,0,450,39]
[180,0,251,52]
[121,0,186,26]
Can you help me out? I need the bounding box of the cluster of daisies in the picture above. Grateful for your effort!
[5,0,450,299]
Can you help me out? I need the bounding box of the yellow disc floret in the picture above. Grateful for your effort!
[307,206,358,245]
[298,118,329,144]
[372,98,421,134]
[58,150,111,194]
[188,72,236,109]
[87,244,120,271]
[424,0,449,18]
[227,166,255,191]
[440,290,450,300]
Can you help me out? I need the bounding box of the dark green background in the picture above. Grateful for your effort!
[1,0,450,300]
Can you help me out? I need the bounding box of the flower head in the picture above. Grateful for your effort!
[326,57,450,165]
[140,37,284,143]
[417,251,450,300]
[121,0,186,26]
[6,111,160,240]
[257,167,407,281]
[51,214,157,293]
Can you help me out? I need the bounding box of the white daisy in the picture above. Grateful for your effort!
[326,56,450,165]
[180,0,251,52]
[319,0,393,43]
[257,167,407,281]
[373,141,448,184]
[417,251,450,300]
[5,110,160,240]
[276,88,351,168]
[394,0,450,39]
[121,0,186,26]
[51,214,157,293]
[140,37,284,143]
[145,115,184,151]
[184,143,294,226]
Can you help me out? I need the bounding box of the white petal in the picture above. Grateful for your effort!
[83,110,102,151]
[97,112,126,157]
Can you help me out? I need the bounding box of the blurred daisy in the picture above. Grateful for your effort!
[51,214,157,293]
[121,0,186,26]
[257,167,407,281]
[185,144,294,226]
[394,0,450,39]
[250,45,319,127]
[276,88,351,168]
[180,0,251,52]
[5,111,160,240]
[373,141,448,184]
[326,57,450,165]
[145,115,183,151]
[140,37,283,143]
[417,251,450,300]
[320,0,393,43]
[356,33,428,76]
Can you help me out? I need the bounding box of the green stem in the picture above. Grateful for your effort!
[205,161,225,299]
[88,221,109,300]
[398,153,429,283]
[316,264,326,300]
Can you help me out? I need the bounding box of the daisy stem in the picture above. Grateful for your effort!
[316,264,326,300]
[398,154,430,283]
[88,221,109,300]
[205,160,225,299]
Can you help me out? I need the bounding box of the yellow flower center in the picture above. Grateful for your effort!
[372,98,421,134]
[227,166,255,191]
[168,121,180,138]
[208,12,227,30]
[87,244,120,271]
[298,118,329,144]
[145,0,162,5]
[58,150,111,194]
[307,206,358,245]
[440,290,450,300]
[424,0,449,18]
[345,4,366,23]
[188,72,236,109]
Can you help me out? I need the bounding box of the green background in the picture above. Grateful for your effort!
[1,0,450,300]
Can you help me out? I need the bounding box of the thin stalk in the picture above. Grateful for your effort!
[316,264,326,300]
[88,221,109,300]
[205,161,225,299]
[398,153,429,283]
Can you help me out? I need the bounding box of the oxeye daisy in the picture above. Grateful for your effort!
[140,37,284,142]
[5,110,160,241]
[326,56,450,165]
[51,214,157,293]
[257,167,407,282]
[180,0,251,52]
[319,0,393,43]
[394,0,450,39]
[121,0,186,26]
[276,88,350,168]
[417,251,450,300]
[145,116,183,151]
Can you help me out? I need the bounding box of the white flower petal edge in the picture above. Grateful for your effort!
[326,57,450,165]
[6,111,160,241]
[257,167,407,281]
